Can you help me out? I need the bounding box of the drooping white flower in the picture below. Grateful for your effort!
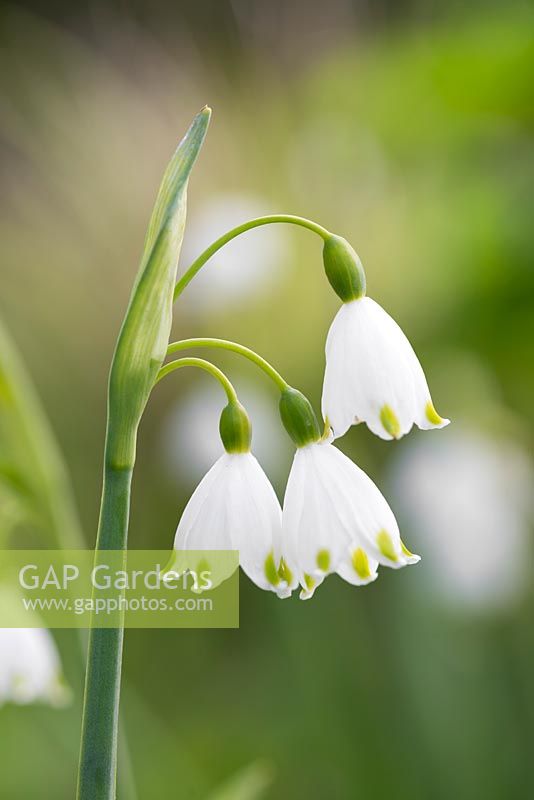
[0,627,69,707]
[322,296,449,440]
[277,437,419,599]
[173,451,286,596]
[389,427,533,612]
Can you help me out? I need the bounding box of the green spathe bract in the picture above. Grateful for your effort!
[77,109,210,800]
[219,400,252,453]
[279,387,322,448]
[106,107,211,469]
[323,234,366,302]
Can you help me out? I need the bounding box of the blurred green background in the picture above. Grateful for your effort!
[1,1,534,797]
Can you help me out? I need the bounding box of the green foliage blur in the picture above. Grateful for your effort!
[1,1,533,798]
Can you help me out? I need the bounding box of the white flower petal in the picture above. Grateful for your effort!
[322,297,449,440]
[175,455,234,552]
[322,305,359,438]
[224,454,283,592]
[174,452,283,594]
[336,549,379,586]
[281,440,419,596]
[299,572,325,600]
[282,445,352,577]
[313,442,415,567]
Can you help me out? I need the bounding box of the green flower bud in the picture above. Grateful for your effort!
[279,388,321,448]
[323,234,366,302]
[219,400,252,453]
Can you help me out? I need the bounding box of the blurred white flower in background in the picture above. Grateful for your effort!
[178,194,290,311]
[0,627,69,707]
[389,428,533,612]
[160,379,289,483]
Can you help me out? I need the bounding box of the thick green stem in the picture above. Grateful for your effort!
[77,359,236,800]
[77,463,133,800]
[76,107,210,800]
[174,214,331,299]
[166,338,289,392]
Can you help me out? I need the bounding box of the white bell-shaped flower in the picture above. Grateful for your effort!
[0,627,68,706]
[279,438,419,599]
[322,297,449,440]
[173,451,285,595]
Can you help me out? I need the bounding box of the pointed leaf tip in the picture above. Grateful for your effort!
[107,109,210,465]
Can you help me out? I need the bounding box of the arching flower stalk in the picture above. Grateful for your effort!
[76,107,449,800]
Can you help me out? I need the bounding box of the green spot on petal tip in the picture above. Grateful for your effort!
[352,548,372,579]
[321,416,331,441]
[425,401,445,426]
[380,404,401,439]
[264,552,280,586]
[377,530,398,562]
[316,549,330,572]
[278,557,293,586]
[401,541,415,558]
[303,573,316,591]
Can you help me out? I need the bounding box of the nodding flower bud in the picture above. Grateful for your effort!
[219,400,252,453]
[323,234,366,303]
[279,387,322,448]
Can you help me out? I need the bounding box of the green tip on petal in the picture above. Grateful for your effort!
[316,549,331,572]
[303,573,316,591]
[425,401,445,426]
[380,405,401,439]
[321,416,332,441]
[401,541,415,558]
[190,556,212,593]
[264,551,280,586]
[278,558,293,586]
[352,548,372,579]
[377,530,398,562]
[196,556,211,574]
